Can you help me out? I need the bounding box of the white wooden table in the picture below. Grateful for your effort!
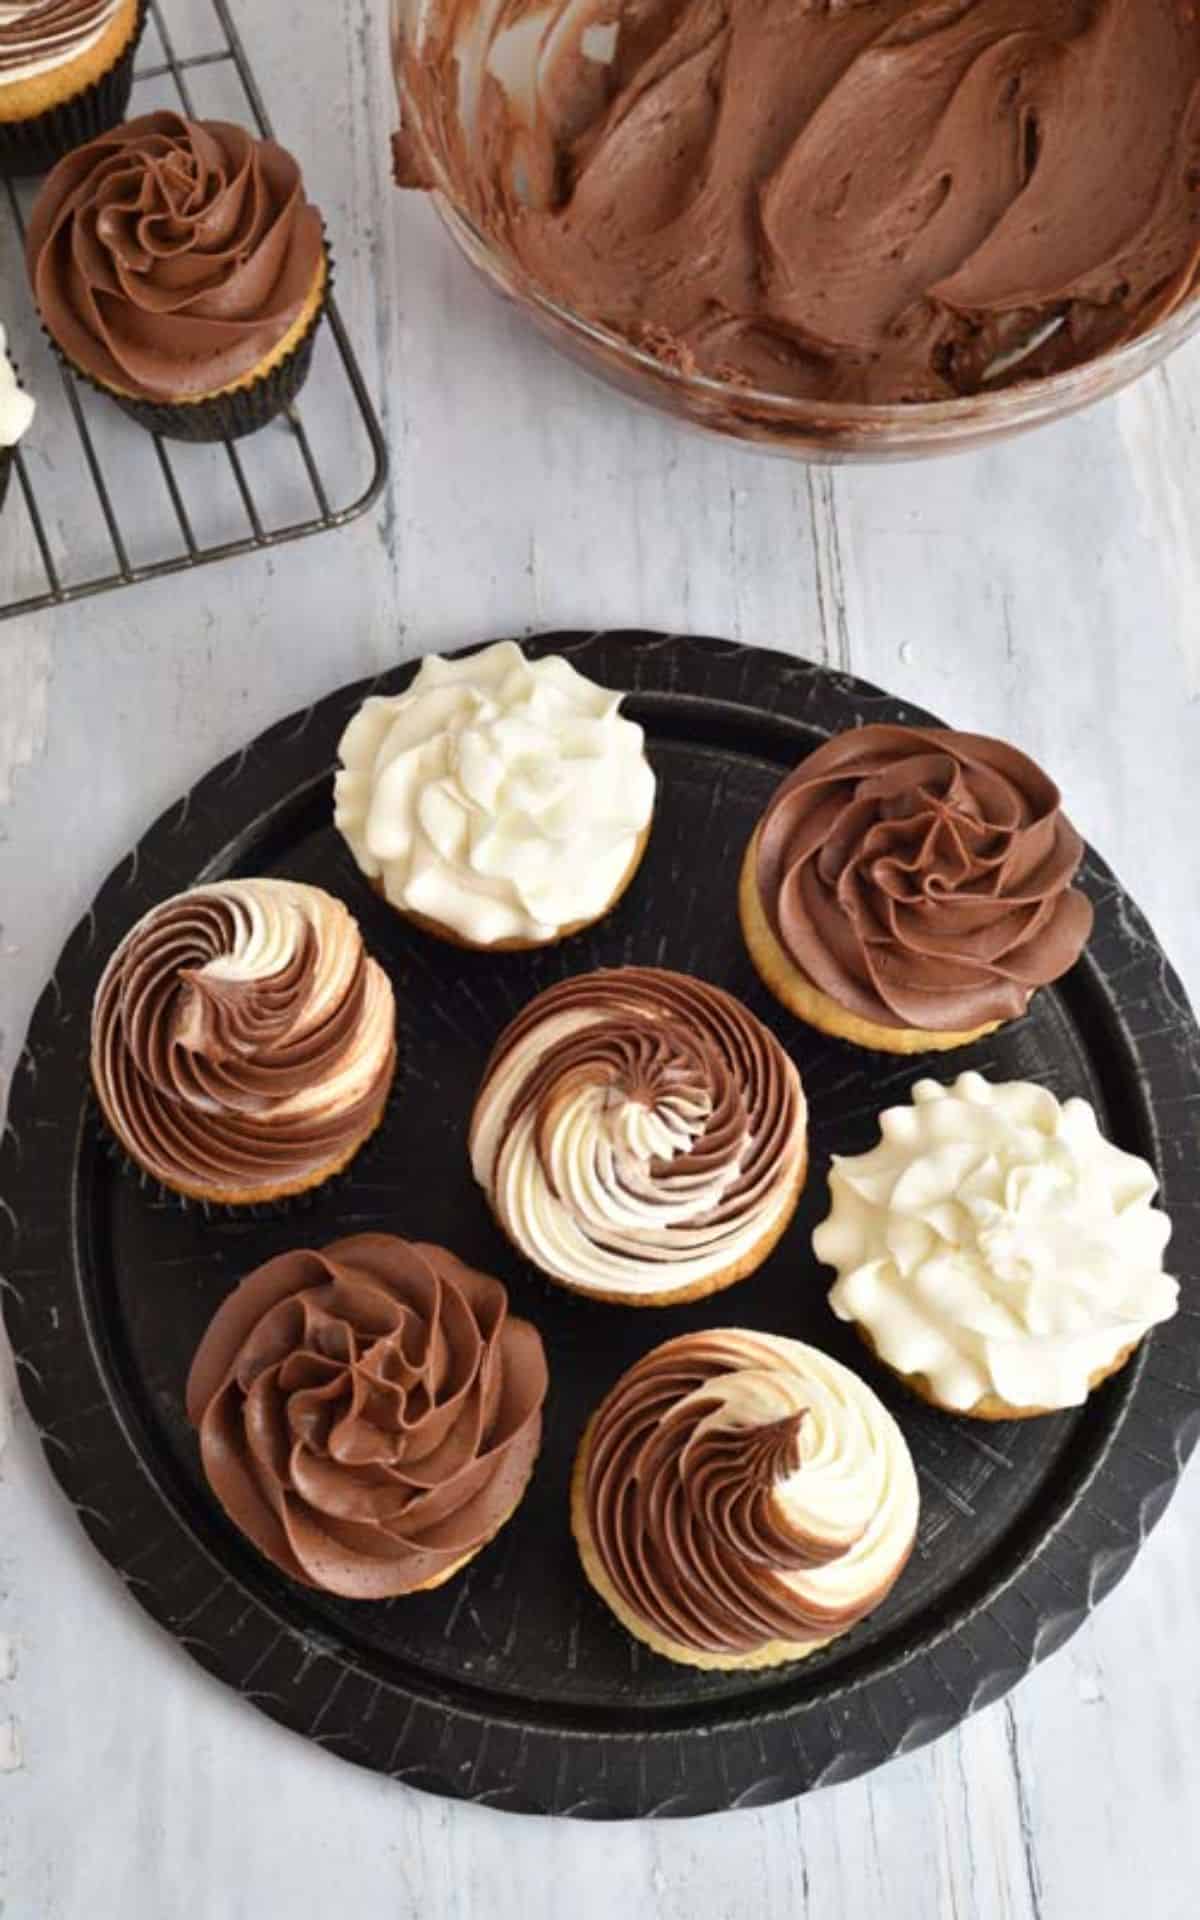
[2,3,1199,1914]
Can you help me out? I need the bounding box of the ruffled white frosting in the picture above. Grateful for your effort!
[0,0,122,87]
[814,1072,1178,1413]
[334,641,655,945]
[0,324,34,450]
[696,1333,920,1614]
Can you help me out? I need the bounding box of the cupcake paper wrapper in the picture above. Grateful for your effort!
[0,0,147,180]
[106,292,326,442]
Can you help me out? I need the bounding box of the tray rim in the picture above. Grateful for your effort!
[3,629,1200,1818]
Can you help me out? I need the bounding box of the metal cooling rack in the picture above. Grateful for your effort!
[0,0,388,623]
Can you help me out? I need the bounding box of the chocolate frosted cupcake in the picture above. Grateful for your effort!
[26,111,328,441]
[470,967,807,1306]
[187,1234,548,1598]
[740,725,1093,1053]
[91,879,396,1205]
[572,1330,919,1670]
[0,321,35,514]
[0,0,145,178]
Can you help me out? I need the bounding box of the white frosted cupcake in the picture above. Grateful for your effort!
[813,1071,1178,1420]
[0,322,35,513]
[334,641,656,950]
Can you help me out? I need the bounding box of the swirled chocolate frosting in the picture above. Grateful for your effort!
[470,967,807,1300]
[26,111,324,401]
[0,1,123,82]
[755,725,1092,1032]
[395,0,1200,403]
[91,878,396,1200]
[186,1234,548,1597]
[580,1330,918,1657]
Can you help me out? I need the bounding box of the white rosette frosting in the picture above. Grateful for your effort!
[333,640,655,945]
[0,323,34,449]
[814,1071,1178,1413]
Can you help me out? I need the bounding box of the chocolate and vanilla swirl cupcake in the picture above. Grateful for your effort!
[740,724,1094,1053]
[572,1330,919,1669]
[186,1233,548,1597]
[91,879,395,1205]
[0,0,146,178]
[469,967,807,1305]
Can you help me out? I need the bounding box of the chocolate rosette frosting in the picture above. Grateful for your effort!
[470,967,807,1302]
[186,1233,548,1598]
[26,110,324,401]
[578,1330,918,1661]
[90,878,395,1200]
[755,725,1093,1032]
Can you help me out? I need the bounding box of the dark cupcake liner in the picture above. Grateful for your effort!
[0,445,11,516]
[104,264,330,444]
[0,0,148,180]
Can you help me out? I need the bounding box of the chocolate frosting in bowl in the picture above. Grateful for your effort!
[580,1329,918,1657]
[90,879,396,1199]
[186,1234,549,1598]
[26,110,324,401]
[754,725,1093,1032]
[395,0,1200,404]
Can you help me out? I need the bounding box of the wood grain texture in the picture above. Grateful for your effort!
[1,0,1199,1914]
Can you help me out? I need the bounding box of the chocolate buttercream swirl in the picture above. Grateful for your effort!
[580,1330,918,1658]
[470,967,807,1301]
[0,1,121,80]
[396,0,1200,404]
[26,110,324,401]
[186,1233,548,1597]
[91,878,396,1200]
[755,725,1093,1032]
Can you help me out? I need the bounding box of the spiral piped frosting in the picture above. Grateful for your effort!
[26,111,325,402]
[91,878,396,1201]
[577,1330,918,1662]
[186,1233,548,1597]
[815,1072,1179,1413]
[470,967,807,1301]
[755,724,1092,1033]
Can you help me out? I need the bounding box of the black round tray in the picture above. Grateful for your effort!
[3,632,1199,1818]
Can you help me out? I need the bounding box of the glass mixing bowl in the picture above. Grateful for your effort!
[390,0,1200,463]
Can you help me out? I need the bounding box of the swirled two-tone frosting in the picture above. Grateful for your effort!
[755,725,1093,1033]
[579,1330,918,1660]
[470,968,807,1300]
[814,1073,1178,1412]
[91,879,396,1200]
[0,323,34,447]
[0,0,122,85]
[186,1233,548,1597]
[396,0,1200,404]
[335,641,656,946]
[26,112,325,402]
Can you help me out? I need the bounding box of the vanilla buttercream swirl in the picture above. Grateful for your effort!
[583,1330,918,1657]
[186,1233,548,1598]
[470,967,807,1299]
[0,0,120,83]
[91,879,396,1198]
[756,723,1093,1032]
[334,640,655,945]
[0,323,34,448]
[814,1072,1178,1412]
[26,111,325,402]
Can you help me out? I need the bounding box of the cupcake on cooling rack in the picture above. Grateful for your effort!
[573,1329,919,1669]
[0,0,146,178]
[469,967,808,1305]
[90,878,396,1205]
[813,1072,1179,1419]
[334,640,656,951]
[0,321,35,514]
[26,110,328,441]
[187,1233,548,1598]
[740,724,1093,1053]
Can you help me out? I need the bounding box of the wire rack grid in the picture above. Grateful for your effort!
[0,0,388,624]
